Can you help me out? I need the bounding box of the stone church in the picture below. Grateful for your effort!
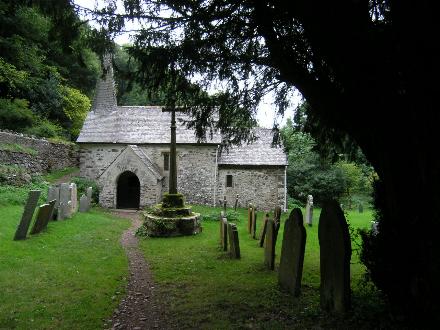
[77,56,288,211]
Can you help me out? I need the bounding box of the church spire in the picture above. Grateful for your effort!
[91,52,118,114]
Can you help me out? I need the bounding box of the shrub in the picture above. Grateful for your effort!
[71,176,99,204]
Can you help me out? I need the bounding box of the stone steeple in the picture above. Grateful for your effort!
[91,53,118,114]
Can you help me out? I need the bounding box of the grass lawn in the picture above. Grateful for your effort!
[0,204,130,329]
[139,205,389,329]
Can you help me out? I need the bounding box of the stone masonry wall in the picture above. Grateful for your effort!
[79,143,217,207]
[217,166,286,212]
[0,130,78,173]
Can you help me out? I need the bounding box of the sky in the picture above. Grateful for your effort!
[74,0,301,128]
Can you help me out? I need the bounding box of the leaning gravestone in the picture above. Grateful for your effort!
[318,200,352,313]
[264,218,276,270]
[45,200,56,229]
[30,203,52,235]
[227,223,240,259]
[219,211,225,243]
[47,185,59,219]
[221,217,228,252]
[305,194,313,226]
[79,194,89,212]
[259,213,270,247]
[279,208,306,297]
[70,183,78,213]
[13,190,41,240]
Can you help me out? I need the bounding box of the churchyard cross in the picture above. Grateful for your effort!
[162,107,185,194]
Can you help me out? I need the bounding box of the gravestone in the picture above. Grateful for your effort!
[86,186,93,203]
[59,183,70,205]
[264,218,276,270]
[234,194,239,211]
[219,211,225,243]
[79,194,89,212]
[66,201,72,218]
[70,183,78,213]
[221,217,228,251]
[30,203,52,235]
[58,202,70,220]
[45,200,56,229]
[223,196,227,213]
[47,185,59,219]
[259,213,269,247]
[227,222,240,259]
[13,190,41,240]
[318,200,352,313]
[251,210,257,239]
[247,204,253,234]
[305,194,313,226]
[278,208,306,297]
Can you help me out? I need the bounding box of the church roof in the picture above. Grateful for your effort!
[218,128,287,166]
[77,106,222,144]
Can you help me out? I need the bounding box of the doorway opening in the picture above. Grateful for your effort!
[116,171,140,209]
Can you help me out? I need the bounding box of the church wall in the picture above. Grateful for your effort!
[79,143,217,207]
[217,166,285,212]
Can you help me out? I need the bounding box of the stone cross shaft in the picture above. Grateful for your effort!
[163,107,185,194]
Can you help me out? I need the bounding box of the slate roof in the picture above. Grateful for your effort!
[129,145,163,180]
[218,128,287,166]
[77,106,222,144]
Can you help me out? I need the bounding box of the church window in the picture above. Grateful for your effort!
[226,175,233,187]
[163,152,170,171]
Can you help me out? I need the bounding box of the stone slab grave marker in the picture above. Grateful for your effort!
[86,186,93,204]
[274,206,282,241]
[264,218,276,270]
[79,194,90,212]
[278,208,307,297]
[66,201,72,218]
[70,182,78,213]
[251,208,257,239]
[259,213,270,247]
[45,200,56,228]
[319,200,352,314]
[247,204,253,234]
[227,222,241,259]
[221,217,228,252]
[30,203,52,235]
[58,201,71,220]
[219,211,225,243]
[305,194,313,226]
[13,190,41,240]
[47,185,59,219]
[234,194,239,211]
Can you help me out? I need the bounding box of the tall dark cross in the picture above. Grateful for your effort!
[162,107,185,194]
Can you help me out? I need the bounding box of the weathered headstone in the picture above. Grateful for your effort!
[319,200,352,313]
[45,200,56,229]
[227,222,240,259]
[264,218,276,270]
[47,185,60,219]
[219,211,225,243]
[251,210,257,239]
[58,201,71,220]
[30,203,52,235]
[278,208,307,297]
[259,213,269,247]
[305,194,313,226]
[70,183,78,213]
[57,202,65,220]
[79,194,90,212]
[13,190,41,240]
[234,194,239,211]
[59,183,70,204]
[86,186,93,203]
[221,217,228,251]
[66,201,72,218]
[247,204,253,234]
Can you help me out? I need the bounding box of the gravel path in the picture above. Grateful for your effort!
[106,210,169,330]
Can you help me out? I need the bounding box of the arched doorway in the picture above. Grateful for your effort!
[117,171,140,209]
